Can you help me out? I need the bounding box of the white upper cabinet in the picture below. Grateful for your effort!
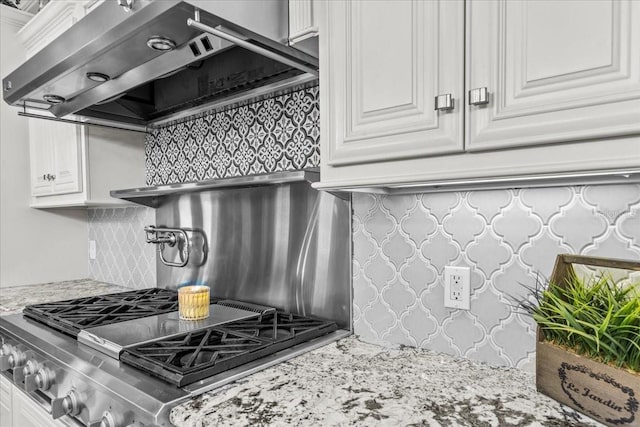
[29,119,82,197]
[317,0,640,189]
[28,124,145,209]
[18,1,89,58]
[466,0,640,150]
[322,0,464,167]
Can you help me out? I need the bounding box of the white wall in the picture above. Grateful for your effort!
[0,5,88,287]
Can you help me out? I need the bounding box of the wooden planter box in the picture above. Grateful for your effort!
[536,254,640,427]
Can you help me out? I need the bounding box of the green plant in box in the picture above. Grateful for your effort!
[524,271,640,373]
[522,255,640,427]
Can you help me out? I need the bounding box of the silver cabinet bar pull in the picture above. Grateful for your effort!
[469,87,489,105]
[434,94,454,111]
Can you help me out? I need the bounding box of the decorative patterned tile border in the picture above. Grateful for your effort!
[352,184,640,371]
[145,86,320,185]
[88,207,156,289]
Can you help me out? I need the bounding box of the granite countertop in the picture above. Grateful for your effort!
[0,280,604,427]
[0,278,128,315]
[170,336,604,427]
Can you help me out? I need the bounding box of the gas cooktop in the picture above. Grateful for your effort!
[21,288,337,387]
[1,288,347,425]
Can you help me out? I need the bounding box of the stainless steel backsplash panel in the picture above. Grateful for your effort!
[155,182,351,329]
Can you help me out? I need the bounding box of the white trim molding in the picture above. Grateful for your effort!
[0,4,32,28]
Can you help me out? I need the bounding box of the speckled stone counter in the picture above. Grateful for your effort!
[0,279,128,314]
[171,336,604,427]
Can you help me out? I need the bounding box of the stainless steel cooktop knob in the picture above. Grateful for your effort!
[14,358,38,384]
[7,349,26,368]
[51,390,81,419]
[25,366,53,392]
[22,359,37,376]
[99,411,121,427]
[0,343,12,356]
[0,344,14,371]
[36,367,53,390]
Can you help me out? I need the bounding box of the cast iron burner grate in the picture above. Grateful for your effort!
[120,311,337,387]
[23,288,185,337]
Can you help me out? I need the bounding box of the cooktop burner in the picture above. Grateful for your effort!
[23,288,185,337]
[120,311,337,387]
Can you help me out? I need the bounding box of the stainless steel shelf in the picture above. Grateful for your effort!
[111,169,320,208]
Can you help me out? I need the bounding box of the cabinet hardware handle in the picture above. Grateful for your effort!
[469,87,489,106]
[51,175,56,180]
[117,0,135,12]
[43,174,47,181]
[434,94,454,111]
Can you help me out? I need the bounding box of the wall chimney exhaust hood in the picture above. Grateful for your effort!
[2,0,318,128]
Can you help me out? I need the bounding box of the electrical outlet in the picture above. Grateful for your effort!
[89,240,96,260]
[444,266,470,310]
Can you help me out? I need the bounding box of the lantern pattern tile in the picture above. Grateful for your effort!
[88,207,156,290]
[352,184,640,371]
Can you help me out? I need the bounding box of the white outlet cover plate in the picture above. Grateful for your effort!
[444,266,470,310]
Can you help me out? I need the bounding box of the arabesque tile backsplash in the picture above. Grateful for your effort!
[88,84,640,371]
[352,184,640,371]
[88,207,156,289]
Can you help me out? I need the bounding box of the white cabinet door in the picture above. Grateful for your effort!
[466,0,640,151]
[51,123,82,195]
[29,119,82,197]
[0,376,12,427]
[29,119,55,196]
[322,0,464,167]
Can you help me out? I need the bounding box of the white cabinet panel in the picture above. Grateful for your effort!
[322,0,464,167]
[29,119,82,198]
[27,121,145,208]
[51,123,82,195]
[29,119,55,196]
[0,376,12,427]
[466,0,640,150]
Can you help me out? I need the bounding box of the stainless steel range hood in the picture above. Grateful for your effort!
[2,0,318,127]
